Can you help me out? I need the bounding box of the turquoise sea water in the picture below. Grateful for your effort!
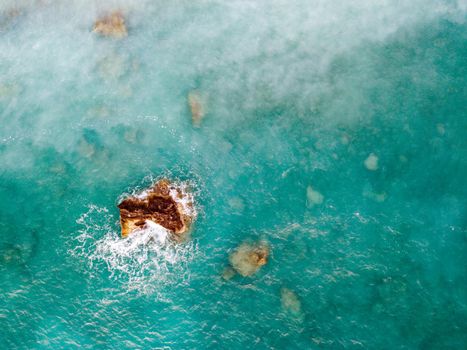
[1,1,466,349]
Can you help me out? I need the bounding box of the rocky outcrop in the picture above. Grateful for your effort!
[93,11,128,38]
[228,241,269,277]
[117,179,193,241]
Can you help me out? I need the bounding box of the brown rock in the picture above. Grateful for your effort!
[93,11,128,38]
[117,179,193,241]
[229,241,269,277]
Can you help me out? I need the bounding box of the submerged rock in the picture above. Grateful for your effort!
[123,127,143,144]
[281,287,303,320]
[436,123,445,136]
[0,82,21,101]
[0,7,21,30]
[306,185,324,206]
[93,11,128,38]
[0,244,24,267]
[78,128,105,159]
[221,266,236,281]
[229,241,269,277]
[98,53,127,80]
[363,189,387,203]
[188,91,205,127]
[364,153,379,171]
[117,179,194,241]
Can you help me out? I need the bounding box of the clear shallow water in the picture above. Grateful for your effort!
[1,1,466,349]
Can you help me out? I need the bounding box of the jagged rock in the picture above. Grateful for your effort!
[117,179,193,241]
[188,91,205,127]
[93,11,127,38]
[229,241,269,277]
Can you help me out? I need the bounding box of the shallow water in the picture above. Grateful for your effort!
[1,1,466,349]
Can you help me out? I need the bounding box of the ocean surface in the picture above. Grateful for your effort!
[1,1,466,349]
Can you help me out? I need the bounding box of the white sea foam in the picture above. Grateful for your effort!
[0,0,464,176]
[71,203,198,296]
[169,181,197,218]
[2,1,463,119]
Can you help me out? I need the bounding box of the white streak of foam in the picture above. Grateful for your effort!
[134,189,149,200]
[71,205,197,296]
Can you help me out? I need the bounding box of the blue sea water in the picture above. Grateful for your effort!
[0,1,466,349]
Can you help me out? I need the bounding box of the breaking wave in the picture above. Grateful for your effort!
[71,181,199,296]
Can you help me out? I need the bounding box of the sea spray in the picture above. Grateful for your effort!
[72,204,198,296]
